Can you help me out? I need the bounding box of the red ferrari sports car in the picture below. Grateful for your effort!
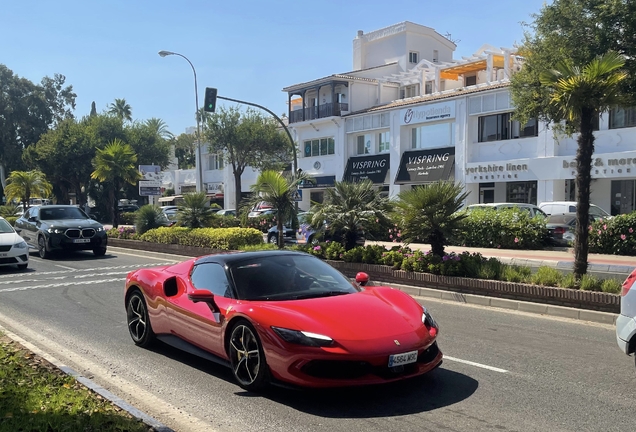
[124,250,442,391]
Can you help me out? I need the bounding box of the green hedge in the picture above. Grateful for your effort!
[453,208,547,249]
[6,217,18,226]
[118,212,137,225]
[139,227,263,250]
[589,212,636,256]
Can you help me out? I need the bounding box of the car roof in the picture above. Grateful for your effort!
[195,250,307,266]
[546,214,577,224]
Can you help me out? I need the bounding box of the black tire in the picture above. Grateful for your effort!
[267,234,277,244]
[17,263,27,270]
[228,320,269,391]
[38,236,50,259]
[126,290,155,348]
[93,247,107,257]
[308,235,318,246]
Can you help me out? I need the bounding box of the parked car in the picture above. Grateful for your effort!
[124,250,442,390]
[14,205,108,259]
[266,225,296,244]
[0,216,29,270]
[161,205,179,223]
[616,269,636,366]
[216,209,236,217]
[117,204,140,213]
[544,213,604,246]
[467,203,547,218]
[248,209,277,218]
[538,201,611,218]
[297,213,366,246]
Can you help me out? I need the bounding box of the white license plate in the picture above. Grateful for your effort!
[73,239,90,243]
[388,350,418,367]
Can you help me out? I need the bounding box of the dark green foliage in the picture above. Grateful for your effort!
[139,227,263,250]
[177,192,216,228]
[135,205,165,235]
[588,212,636,256]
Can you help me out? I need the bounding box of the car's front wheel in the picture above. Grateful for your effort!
[228,320,269,391]
[126,290,155,348]
[267,234,277,244]
[37,236,50,259]
[93,247,107,257]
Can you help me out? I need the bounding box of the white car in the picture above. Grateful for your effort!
[616,269,636,364]
[0,217,29,270]
[538,201,611,218]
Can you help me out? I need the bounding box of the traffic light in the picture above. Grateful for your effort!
[204,87,217,112]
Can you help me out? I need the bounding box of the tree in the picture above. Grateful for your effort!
[309,180,392,250]
[205,106,293,209]
[145,118,173,140]
[393,181,470,258]
[135,205,166,235]
[173,133,196,169]
[0,65,76,190]
[249,170,314,248]
[538,53,627,279]
[4,170,53,212]
[91,139,141,227]
[177,192,216,228]
[108,98,132,122]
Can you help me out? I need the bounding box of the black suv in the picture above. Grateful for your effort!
[15,205,108,259]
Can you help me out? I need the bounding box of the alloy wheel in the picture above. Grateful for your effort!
[229,323,263,389]
[126,292,154,347]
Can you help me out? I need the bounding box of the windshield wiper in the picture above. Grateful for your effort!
[294,290,352,300]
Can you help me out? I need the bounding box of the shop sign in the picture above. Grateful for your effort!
[395,147,455,184]
[400,101,456,126]
[343,154,390,184]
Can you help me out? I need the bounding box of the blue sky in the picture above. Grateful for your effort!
[2,0,548,136]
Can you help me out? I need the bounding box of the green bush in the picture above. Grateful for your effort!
[209,215,241,229]
[478,257,505,280]
[580,274,602,291]
[501,265,532,283]
[243,214,277,233]
[456,208,547,250]
[307,243,327,259]
[589,212,636,256]
[531,267,562,287]
[107,226,138,239]
[140,226,264,250]
[239,243,278,251]
[325,242,345,260]
[6,216,18,226]
[135,205,165,235]
[119,212,136,225]
[559,273,578,289]
[342,247,364,263]
[601,278,622,294]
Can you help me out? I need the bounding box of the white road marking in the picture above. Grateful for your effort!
[0,263,177,279]
[0,278,126,293]
[444,355,508,373]
[55,264,75,270]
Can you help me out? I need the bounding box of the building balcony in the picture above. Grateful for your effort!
[289,102,349,124]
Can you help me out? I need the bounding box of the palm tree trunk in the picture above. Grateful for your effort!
[429,230,445,257]
[277,219,284,249]
[111,183,119,228]
[573,107,595,280]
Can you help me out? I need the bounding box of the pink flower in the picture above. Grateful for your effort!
[389,235,393,239]
[621,234,627,240]
[514,238,519,243]
[397,232,401,238]
[630,228,634,234]
[376,219,379,223]
[603,224,607,230]
[588,225,593,231]
[313,246,321,251]
[598,230,602,235]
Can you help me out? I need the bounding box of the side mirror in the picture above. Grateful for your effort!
[355,272,370,286]
[187,289,221,321]
[28,216,37,222]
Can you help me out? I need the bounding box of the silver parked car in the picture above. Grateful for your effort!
[616,269,636,365]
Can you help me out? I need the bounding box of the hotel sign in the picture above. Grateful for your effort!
[400,101,456,126]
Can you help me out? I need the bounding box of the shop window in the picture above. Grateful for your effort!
[208,153,223,170]
[412,122,455,149]
[425,81,434,95]
[400,84,420,99]
[478,112,538,142]
[356,134,372,155]
[609,107,636,129]
[303,137,335,157]
[409,51,419,64]
[378,131,390,153]
[465,75,477,86]
[506,181,537,204]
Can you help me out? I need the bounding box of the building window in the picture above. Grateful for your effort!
[506,181,537,204]
[478,112,538,142]
[411,122,455,149]
[425,80,434,95]
[433,50,439,63]
[609,107,636,129]
[356,134,372,155]
[378,131,390,153]
[208,153,223,170]
[303,137,335,157]
[465,75,477,86]
[409,51,419,64]
[400,84,420,99]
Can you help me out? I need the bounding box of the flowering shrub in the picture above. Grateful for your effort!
[242,214,277,233]
[107,226,138,240]
[588,212,636,256]
[325,242,345,260]
[307,243,326,259]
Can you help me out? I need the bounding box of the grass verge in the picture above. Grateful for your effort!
[0,335,153,432]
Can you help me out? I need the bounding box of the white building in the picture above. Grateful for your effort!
[281,21,636,216]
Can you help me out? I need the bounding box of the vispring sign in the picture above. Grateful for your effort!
[400,101,456,126]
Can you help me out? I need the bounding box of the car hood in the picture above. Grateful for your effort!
[248,286,424,341]
[0,232,25,246]
[40,219,103,229]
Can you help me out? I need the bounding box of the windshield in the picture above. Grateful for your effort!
[589,205,610,217]
[230,254,359,301]
[0,219,15,233]
[39,207,88,220]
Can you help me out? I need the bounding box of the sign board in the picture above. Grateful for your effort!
[139,165,163,181]
[139,180,162,196]
[400,100,456,126]
[291,189,303,202]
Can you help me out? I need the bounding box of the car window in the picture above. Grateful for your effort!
[589,205,610,217]
[0,219,14,233]
[40,207,87,220]
[568,205,576,213]
[190,263,233,298]
[536,208,547,217]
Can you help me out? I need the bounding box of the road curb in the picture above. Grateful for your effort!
[381,281,618,325]
[0,325,174,432]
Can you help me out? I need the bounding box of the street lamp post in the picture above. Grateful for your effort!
[158,50,204,193]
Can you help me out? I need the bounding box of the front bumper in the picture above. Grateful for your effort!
[45,232,108,252]
[616,314,636,355]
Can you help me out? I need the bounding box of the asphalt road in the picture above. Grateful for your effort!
[0,247,634,432]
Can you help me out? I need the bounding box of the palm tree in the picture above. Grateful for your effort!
[177,192,216,228]
[393,181,470,258]
[310,180,392,250]
[145,118,173,140]
[135,204,166,235]
[4,170,53,212]
[249,170,314,248]
[539,52,627,280]
[91,139,141,227]
[108,98,132,122]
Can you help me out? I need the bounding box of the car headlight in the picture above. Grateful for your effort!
[13,241,27,249]
[422,307,439,336]
[95,226,104,232]
[47,228,65,234]
[272,327,333,347]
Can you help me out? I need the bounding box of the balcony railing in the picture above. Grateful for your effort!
[289,102,349,124]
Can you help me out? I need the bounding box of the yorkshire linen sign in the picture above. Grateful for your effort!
[400,101,456,126]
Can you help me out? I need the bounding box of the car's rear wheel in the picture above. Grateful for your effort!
[228,320,269,391]
[267,234,277,244]
[93,247,107,257]
[38,236,50,259]
[126,290,155,348]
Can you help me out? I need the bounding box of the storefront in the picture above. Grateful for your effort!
[394,147,455,186]
[299,175,336,204]
[342,154,390,184]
